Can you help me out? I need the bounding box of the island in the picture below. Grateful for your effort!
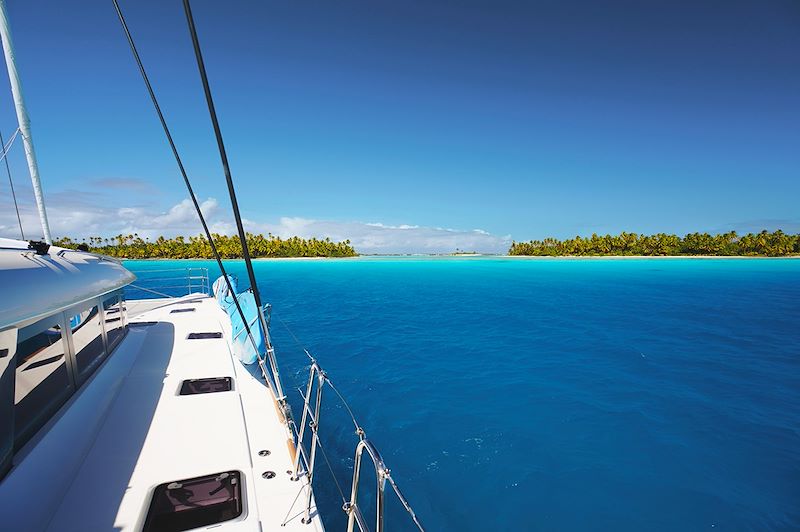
[54,233,357,259]
[509,230,800,257]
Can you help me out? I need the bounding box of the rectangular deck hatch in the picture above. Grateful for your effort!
[187,332,223,340]
[143,471,242,532]
[170,308,195,314]
[180,377,232,395]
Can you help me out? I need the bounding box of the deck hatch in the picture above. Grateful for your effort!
[143,470,243,532]
[170,308,195,314]
[179,377,232,395]
[187,332,223,340]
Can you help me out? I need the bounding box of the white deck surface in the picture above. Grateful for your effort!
[0,294,324,531]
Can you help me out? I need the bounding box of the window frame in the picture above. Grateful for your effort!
[12,311,74,451]
[2,288,129,465]
[101,294,126,352]
[64,303,107,384]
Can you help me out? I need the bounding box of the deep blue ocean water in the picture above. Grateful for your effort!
[124,257,800,531]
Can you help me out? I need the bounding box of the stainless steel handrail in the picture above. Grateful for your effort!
[290,356,425,532]
[126,267,209,298]
[344,438,388,532]
[291,361,325,524]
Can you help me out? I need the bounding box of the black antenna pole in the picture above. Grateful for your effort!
[182,0,264,312]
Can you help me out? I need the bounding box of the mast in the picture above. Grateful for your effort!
[0,0,51,243]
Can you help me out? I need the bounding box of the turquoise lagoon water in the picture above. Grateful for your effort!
[124,257,800,531]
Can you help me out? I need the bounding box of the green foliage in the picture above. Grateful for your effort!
[53,233,357,259]
[508,230,800,257]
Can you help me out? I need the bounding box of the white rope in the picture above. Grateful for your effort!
[0,126,20,164]
[0,126,23,239]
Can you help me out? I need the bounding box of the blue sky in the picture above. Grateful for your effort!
[0,0,797,252]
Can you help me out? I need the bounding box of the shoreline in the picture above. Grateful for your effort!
[500,254,800,260]
[121,254,800,261]
[123,256,357,261]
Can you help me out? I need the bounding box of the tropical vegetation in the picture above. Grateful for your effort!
[509,230,800,257]
[53,233,357,258]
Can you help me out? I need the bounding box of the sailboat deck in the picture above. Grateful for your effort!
[0,294,323,531]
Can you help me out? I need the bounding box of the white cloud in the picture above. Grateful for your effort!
[0,192,221,241]
[0,192,510,253]
[243,217,511,254]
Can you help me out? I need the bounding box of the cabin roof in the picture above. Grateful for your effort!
[0,238,136,330]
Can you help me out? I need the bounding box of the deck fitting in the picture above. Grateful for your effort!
[179,377,232,395]
[187,332,223,339]
[262,471,276,479]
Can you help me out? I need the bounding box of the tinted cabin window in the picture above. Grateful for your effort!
[103,295,125,349]
[14,316,73,449]
[0,329,17,476]
[71,305,106,379]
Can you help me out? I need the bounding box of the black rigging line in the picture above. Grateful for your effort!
[0,128,24,240]
[182,0,265,315]
[111,0,266,375]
